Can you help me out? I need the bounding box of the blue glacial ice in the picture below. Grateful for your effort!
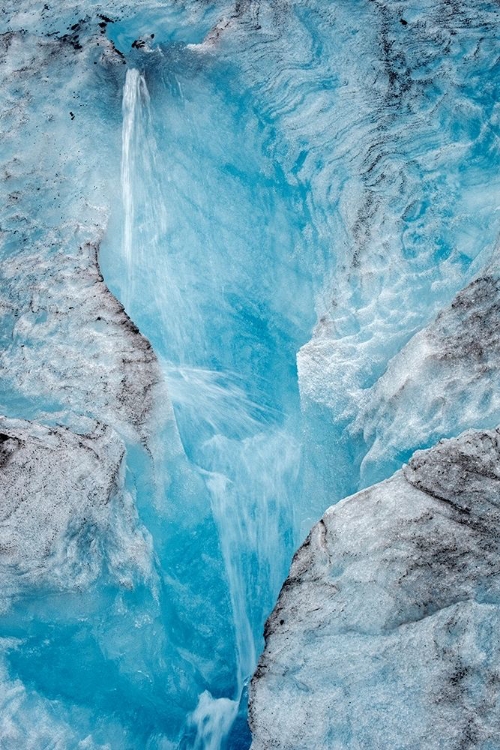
[0,0,500,748]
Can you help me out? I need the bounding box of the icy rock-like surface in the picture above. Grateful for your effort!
[250,428,500,749]
[292,0,500,512]
[0,416,152,602]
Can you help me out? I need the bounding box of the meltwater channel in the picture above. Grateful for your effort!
[100,50,319,749]
[1,0,499,747]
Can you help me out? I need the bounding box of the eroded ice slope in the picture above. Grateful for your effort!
[355,261,500,487]
[0,417,151,600]
[250,428,500,749]
[0,23,163,436]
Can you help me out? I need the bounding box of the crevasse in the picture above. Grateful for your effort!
[0,0,500,748]
[101,56,317,747]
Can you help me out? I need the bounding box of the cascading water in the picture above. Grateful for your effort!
[121,68,141,309]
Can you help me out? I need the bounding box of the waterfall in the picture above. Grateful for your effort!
[121,68,169,316]
[121,69,142,309]
[188,425,299,747]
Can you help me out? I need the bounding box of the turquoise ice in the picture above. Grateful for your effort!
[0,0,499,748]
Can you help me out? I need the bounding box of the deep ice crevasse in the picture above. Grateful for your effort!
[0,0,500,747]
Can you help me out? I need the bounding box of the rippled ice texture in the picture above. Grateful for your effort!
[0,0,499,748]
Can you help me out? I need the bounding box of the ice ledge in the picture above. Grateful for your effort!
[250,427,500,749]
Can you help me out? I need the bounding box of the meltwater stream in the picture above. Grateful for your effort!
[100,60,317,748]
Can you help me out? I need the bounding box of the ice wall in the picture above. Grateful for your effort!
[102,46,315,748]
[0,0,499,748]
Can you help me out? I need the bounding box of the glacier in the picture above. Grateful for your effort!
[0,0,499,748]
